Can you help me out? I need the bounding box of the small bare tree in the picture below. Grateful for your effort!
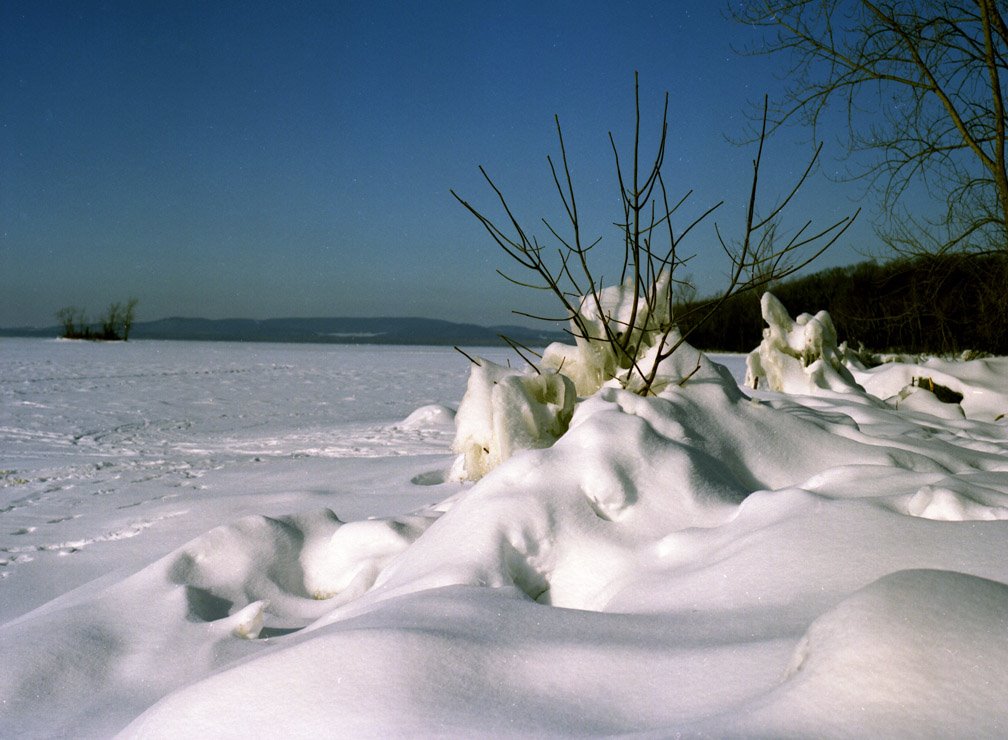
[733,0,1008,256]
[56,306,88,339]
[452,75,858,396]
[101,302,123,340]
[121,297,138,340]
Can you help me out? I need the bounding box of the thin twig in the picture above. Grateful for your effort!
[453,346,482,366]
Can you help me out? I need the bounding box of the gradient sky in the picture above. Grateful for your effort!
[1,1,873,328]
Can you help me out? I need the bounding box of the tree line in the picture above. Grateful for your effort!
[677,252,1008,355]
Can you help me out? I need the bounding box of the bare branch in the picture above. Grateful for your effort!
[454,76,850,395]
[733,0,1008,254]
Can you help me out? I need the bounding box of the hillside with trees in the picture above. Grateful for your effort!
[678,252,1008,355]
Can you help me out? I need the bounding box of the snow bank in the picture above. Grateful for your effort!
[713,569,1008,736]
[850,354,1008,421]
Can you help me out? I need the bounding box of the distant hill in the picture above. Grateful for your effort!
[0,316,567,347]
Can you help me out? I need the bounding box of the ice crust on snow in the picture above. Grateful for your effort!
[3,326,1008,737]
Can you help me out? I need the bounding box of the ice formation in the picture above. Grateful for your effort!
[745,292,860,393]
[450,358,576,480]
[540,271,676,396]
[452,272,703,480]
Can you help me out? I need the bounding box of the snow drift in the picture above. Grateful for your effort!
[2,297,1008,736]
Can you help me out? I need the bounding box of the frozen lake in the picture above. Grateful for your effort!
[3,339,496,465]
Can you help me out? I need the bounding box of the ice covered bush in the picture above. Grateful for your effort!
[745,292,860,394]
[541,271,676,396]
[450,271,692,480]
[452,78,856,398]
[451,358,576,481]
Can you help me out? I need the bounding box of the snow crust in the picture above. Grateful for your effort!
[2,334,1008,737]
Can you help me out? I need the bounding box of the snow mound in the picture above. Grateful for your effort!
[731,570,1008,736]
[170,507,448,614]
[890,383,966,419]
[850,354,1008,421]
[374,385,750,610]
[905,478,1008,521]
[397,403,456,430]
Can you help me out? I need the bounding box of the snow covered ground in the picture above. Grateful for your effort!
[2,336,1008,737]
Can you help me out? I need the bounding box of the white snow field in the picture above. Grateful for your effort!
[2,330,1008,737]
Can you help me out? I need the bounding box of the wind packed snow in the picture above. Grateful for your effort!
[2,326,1008,737]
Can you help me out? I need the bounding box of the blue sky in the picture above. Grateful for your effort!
[1,1,872,328]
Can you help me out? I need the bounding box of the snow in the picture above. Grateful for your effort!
[450,358,576,481]
[746,292,860,394]
[2,332,1008,737]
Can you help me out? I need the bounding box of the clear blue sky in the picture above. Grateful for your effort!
[1,0,871,328]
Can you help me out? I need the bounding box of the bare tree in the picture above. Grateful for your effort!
[122,297,138,340]
[734,0,1008,255]
[451,75,857,396]
[56,306,88,339]
[101,302,123,340]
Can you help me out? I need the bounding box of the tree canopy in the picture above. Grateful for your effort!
[735,0,1008,255]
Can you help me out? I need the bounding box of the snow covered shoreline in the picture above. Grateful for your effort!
[2,336,1007,736]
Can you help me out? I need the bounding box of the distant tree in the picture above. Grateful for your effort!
[121,297,138,340]
[56,298,138,341]
[100,302,123,340]
[734,0,1008,256]
[55,306,88,339]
